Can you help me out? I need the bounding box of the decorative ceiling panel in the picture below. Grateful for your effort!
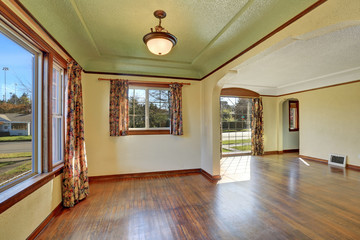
[19,0,319,79]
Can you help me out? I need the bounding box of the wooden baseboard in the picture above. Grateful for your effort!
[347,164,360,171]
[299,155,328,164]
[264,150,299,155]
[283,149,299,153]
[264,151,281,155]
[27,202,63,240]
[200,169,221,183]
[89,168,221,183]
[89,169,202,182]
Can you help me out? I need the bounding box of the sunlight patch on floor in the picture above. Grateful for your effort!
[219,155,251,184]
[299,157,310,166]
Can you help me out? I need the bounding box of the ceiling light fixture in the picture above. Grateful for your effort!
[143,10,177,56]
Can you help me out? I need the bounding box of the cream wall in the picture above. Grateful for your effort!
[82,73,202,176]
[0,175,62,240]
[262,97,279,152]
[278,81,360,166]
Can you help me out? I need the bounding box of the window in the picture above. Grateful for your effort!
[0,21,41,189]
[52,63,64,165]
[128,87,170,130]
[289,100,299,131]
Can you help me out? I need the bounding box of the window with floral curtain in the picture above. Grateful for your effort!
[251,97,264,155]
[109,79,129,136]
[62,60,89,208]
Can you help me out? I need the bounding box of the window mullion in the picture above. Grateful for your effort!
[145,88,149,129]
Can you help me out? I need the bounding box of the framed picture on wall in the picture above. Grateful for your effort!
[289,100,299,131]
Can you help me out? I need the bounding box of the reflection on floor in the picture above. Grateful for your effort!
[220,155,251,183]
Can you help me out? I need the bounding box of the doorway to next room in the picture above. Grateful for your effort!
[220,96,252,156]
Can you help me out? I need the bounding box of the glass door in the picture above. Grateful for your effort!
[220,96,252,155]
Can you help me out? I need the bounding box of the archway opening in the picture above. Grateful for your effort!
[219,88,259,183]
[282,99,299,153]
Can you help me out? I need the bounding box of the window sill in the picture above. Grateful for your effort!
[0,164,63,214]
[128,129,170,135]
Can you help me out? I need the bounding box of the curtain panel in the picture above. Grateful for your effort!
[251,97,264,155]
[169,83,183,135]
[63,60,89,208]
[109,80,129,136]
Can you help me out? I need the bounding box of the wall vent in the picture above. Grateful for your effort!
[329,154,346,168]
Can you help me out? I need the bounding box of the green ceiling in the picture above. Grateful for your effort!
[20,0,319,79]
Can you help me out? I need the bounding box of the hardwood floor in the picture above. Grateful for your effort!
[36,154,360,239]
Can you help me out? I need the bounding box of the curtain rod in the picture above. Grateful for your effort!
[98,78,191,85]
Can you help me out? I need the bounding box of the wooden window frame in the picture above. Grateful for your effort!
[0,12,42,191]
[289,100,299,132]
[0,1,67,214]
[51,62,65,166]
[128,84,171,135]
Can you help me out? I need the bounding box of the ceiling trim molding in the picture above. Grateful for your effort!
[191,0,255,64]
[261,79,360,97]
[278,66,360,89]
[14,0,327,81]
[82,69,202,81]
[69,0,100,55]
[100,54,193,65]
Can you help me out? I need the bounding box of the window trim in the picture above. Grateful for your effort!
[51,63,65,166]
[128,86,171,133]
[128,129,170,135]
[0,1,68,213]
[0,163,63,215]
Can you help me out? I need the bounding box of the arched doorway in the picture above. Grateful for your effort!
[220,88,259,156]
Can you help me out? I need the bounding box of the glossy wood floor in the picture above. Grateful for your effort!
[36,154,360,239]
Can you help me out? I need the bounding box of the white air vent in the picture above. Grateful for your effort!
[329,154,346,168]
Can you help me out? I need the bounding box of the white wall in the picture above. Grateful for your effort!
[82,73,202,176]
[282,100,299,150]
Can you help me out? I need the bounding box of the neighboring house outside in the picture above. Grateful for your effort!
[0,113,32,136]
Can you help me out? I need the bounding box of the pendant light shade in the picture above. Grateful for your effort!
[143,10,177,56]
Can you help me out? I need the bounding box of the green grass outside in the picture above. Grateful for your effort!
[0,152,32,159]
[0,160,32,183]
[222,148,232,152]
[222,139,251,145]
[0,162,13,168]
[233,145,252,151]
[223,129,250,133]
[0,136,32,142]
[222,145,251,153]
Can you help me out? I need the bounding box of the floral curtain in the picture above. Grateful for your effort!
[169,83,183,135]
[63,60,89,208]
[251,97,264,155]
[109,80,129,136]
